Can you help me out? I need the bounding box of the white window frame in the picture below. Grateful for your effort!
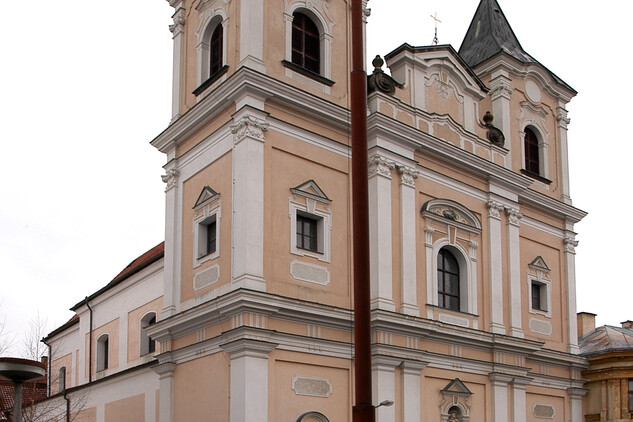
[193,189,221,268]
[140,312,157,357]
[518,105,550,181]
[430,241,475,314]
[527,258,552,318]
[283,2,334,90]
[289,181,332,263]
[195,6,229,88]
[58,366,66,392]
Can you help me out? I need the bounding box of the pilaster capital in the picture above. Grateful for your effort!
[368,155,395,179]
[169,7,186,36]
[153,362,177,379]
[511,376,533,388]
[486,200,505,220]
[397,165,420,188]
[401,359,428,375]
[564,236,579,254]
[424,226,434,246]
[567,387,588,398]
[220,338,277,359]
[230,114,269,144]
[556,107,571,129]
[161,169,180,191]
[489,372,513,386]
[489,77,513,101]
[505,206,523,226]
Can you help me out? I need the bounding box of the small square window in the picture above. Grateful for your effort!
[531,280,547,312]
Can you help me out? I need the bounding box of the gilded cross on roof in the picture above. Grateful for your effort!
[430,12,441,45]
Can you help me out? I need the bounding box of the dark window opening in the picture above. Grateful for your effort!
[524,127,540,174]
[531,280,547,311]
[296,214,318,252]
[206,220,217,255]
[628,379,633,412]
[438,249,460,311]
[291,12,320,74]
[210,24,223,76]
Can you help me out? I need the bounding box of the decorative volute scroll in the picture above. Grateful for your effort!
[290,179,331,206]
[230,114,269,144]
[439,378,472,422]
[161,169,180,191]
[367,55,403,95]
[479,111,505,148]
[421,199,482,234]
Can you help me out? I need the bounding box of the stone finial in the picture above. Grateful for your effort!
[367,55,403,95]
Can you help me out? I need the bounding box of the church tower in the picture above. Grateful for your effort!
[41,1,588,422]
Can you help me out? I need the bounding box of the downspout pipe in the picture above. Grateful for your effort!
[63,388,70,422]
[44,340,52,396]
[85,297,93,383]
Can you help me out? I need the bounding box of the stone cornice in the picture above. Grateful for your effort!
[151,67,349,153]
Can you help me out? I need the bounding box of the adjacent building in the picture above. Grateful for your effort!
[41,0,588,421]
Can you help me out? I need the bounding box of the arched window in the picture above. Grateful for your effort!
[296,411,329,422]
[292,12,320,74]
[209,24,223,76]
[58,366,66,392]
[437,248,460,311]
[524,127,540,174]
[96,334,109,372]
[140,312,157,356]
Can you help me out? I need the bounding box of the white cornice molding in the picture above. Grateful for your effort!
[151,67,349,153]
[519,189,587,224]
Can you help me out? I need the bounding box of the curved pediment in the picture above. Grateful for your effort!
[421,199,481,232]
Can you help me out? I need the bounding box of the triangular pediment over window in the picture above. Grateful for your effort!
[529,256,550,273]
[441,378,473,396]
[193,186,219,210]
[291,179,331,204]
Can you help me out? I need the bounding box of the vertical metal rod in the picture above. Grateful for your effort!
[14,381,24,422]
[350,0,374,420]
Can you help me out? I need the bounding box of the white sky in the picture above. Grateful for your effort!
[1,0,630,356]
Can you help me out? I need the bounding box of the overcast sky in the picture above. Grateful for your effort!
[1,0,630,356]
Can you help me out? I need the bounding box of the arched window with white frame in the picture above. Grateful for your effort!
[520,124,550,183]
[283,3,335,90]
[194,12,229,96]
[140,312,157,356]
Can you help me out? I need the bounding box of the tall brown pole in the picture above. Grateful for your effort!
[350,0,374,420]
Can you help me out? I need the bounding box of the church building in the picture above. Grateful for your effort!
[41,0,588,421]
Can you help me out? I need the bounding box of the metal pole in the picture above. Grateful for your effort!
[350,0,374,420]
[13,381,23,422]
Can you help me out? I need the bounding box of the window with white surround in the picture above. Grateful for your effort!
[96,334,109,372]
[194,6,229,95]
[283,1,335,91]
[422,199,481,317]
[527,256,552,317]
[140,312,157,356]
[296,411,330,422]
[193,186,221,267]
[518,102,550,183]
[289,180,331,262]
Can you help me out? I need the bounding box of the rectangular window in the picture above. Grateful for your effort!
[197,215,217,259]
[628,379,633,412]
[531,280,546,311]
[296,214,318,252]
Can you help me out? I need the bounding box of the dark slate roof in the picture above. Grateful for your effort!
[0,377,47,420]
[458,0,576,94]
[70,242,165,311]
[458,0,532,68]
[579,325,633,356]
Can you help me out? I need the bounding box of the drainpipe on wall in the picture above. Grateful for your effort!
[44,341,52,396]
[85,297,93,383]
[62,389,70,422]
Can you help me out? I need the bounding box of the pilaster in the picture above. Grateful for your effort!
[511,376,532,422]
[368,154,395,311]
[401,360,428,422]
[239,0,266,72]
[564,232,580,353]
[506,206,523,338]
[487,200,505,334]
[154,362,177,422]
[489,71,513,166]
[398,165,419,316]
[161,165,180,317]
[372,356,400,422]
[489,373,513,422]
[557,104,572,204]
[568,387,587,422]
[169,7,186,120]
[221,338,277,422]
[230,107,269,292]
